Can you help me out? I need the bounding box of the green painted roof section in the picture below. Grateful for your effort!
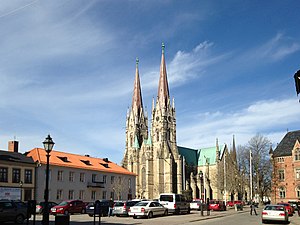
[177,146,198,166]
[133,135,140,148]
[197,144,225,166]
[145,135,152,146]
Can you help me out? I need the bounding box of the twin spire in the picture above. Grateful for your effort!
[131,43,170,115]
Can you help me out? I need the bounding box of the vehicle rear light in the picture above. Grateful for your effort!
[37,206,42,209]
[141,208,145,212]
[128,208,131,212]
[197,204,200,206]
[174,203,176,209]
[262,212,268,215]
[123,203,127,209]
[279,213,285,216]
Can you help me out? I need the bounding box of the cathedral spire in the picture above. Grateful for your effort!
[232,135,237,164]
[157,43,170,108]
[132,58,143,115]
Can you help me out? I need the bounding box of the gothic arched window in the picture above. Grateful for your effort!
[156,131,159,142]
[296,186,300,198]
[279,186,286,198]
[141,167,146,189]
[295,148,300,161]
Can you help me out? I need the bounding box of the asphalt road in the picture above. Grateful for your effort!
[4,206,300,225]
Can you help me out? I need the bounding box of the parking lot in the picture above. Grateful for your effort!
[23,207,247,225]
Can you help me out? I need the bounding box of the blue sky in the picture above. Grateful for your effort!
[1,0,300,164]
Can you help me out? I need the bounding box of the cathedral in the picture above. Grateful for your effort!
[122,44,245,201]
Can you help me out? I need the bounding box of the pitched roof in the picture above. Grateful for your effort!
[273,130,300,157]
[178,146,198,166]
[0,150,35,164]
[27,148,136,176]
[197,144,226,166]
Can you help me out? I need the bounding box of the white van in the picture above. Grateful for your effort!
[159,193,190,214]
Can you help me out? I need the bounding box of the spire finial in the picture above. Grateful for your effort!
[136,57,139,67]
[162,42,165,54]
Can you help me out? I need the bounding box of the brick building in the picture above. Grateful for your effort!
[270,130,300,203]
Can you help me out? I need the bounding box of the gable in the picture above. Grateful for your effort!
[273,130,300,157]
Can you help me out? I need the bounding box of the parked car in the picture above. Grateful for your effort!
[208,200,226,211]
[112,200,140,216]
[277,202,294,216]
[262,204,289,224]
[129,201,168,219]
[50,200,86,215]
[86,200,114,217]
[36,201,58,214]
[0,200,29,224]
[159,193,190,214]
[226,200,244,207]
[190,199,207,211]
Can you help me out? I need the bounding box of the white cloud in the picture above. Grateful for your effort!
[177,98,300,149]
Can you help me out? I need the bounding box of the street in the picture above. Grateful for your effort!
[10,206,300,225]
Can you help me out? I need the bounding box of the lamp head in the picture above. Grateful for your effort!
[43,134,55,154]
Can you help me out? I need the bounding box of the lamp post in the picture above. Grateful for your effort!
[42,134,55,225]
[199,171,204,216]
[19,181,23,201]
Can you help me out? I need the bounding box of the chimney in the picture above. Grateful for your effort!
[8,141,19,153]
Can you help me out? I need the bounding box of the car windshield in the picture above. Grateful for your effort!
[58,201,69,206]
[135,202,148,206]
[160,195,173,202]
[114,202,124,207]
[265,206,284,211]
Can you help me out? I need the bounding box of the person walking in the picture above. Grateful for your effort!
[250,202,257,215]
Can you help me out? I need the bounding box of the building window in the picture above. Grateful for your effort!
[24,169,32,184]
[79,190,84,200]
[277,157,284,163]
[12,168,21,183]
[118,177,121,185]
[128,178,131,189]
[57,171,63,181]
[297,186,300,198]
[69,172,74,182]
[295,148,300,161]
[102,191,107,200]
[111,176,115,184]
[278,170,285,181]
[110,191,114,200]
[103,175,107,184]
[68,190,74,200]
[296,169,300,180]
[56,190,63,200]
[92,174,97,182]
[80,173,85,182]
[279,187,286,198]
[91,191,96,200]
[0,167,8,182]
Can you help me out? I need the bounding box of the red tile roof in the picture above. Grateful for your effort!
[27,148,136,176]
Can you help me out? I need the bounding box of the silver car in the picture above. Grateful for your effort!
[129,201,168,219]
[261,204,289,224]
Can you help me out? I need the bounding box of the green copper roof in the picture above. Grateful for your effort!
[178,146,198,166]
[133,135,140,148]
[197,144,225,166]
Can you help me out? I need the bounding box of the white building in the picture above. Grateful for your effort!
[27,148,136,203]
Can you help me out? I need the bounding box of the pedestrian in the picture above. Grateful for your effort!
[250,202,257,216]
[108,199,113,217]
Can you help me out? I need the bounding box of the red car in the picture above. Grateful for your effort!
[277,202,294,216]
[51,200,86,215]
[208,200,226,211]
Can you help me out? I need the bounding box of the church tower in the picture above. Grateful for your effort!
[123,44,183,200]
[151,43,182,196]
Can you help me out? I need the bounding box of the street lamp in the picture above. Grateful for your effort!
[42,134,55,225]
[19,181,23,201]
[199,171,204,216]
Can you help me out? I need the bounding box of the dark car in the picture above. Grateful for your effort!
[112,200,140,216]
[0,200,29,224]
[36,201,58,214]
[86,200,114,217]
[50,200,86,215]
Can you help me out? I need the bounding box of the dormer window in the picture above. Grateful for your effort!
[81,160,92,165]
[57,156,70,162]
[295,148,300,161]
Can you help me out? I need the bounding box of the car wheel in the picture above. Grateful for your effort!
[148,212,153,219]
[15,214,25,224]
[133,215,137,219]
[88,214,93,217]
[187,208,191,214]
[261,220,266,224]
[64,210,69,215]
